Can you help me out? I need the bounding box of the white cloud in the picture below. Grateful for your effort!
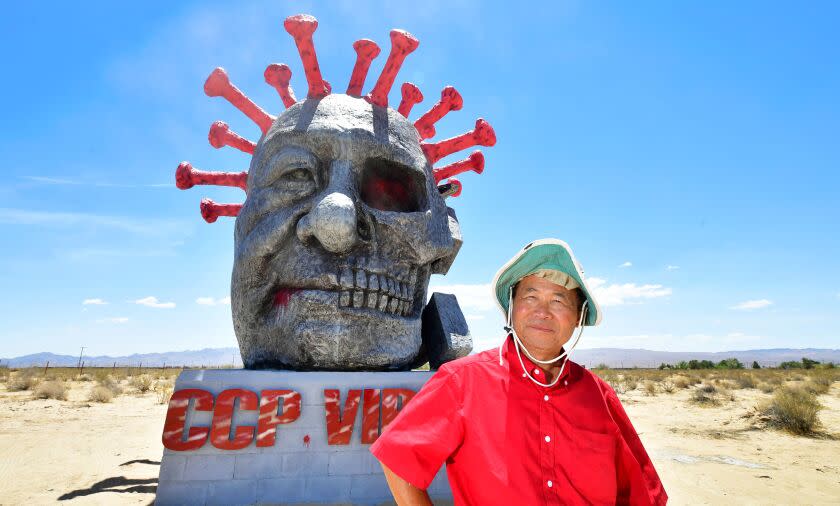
[730,299,773,311]
[82,298,108,305]
[666,265,680,271]
[619,261,632,268]
[427,283,496,312]
[134,296,176,309]
[586,277,672,306]
[96,317,129,324]
[196,296,231,306]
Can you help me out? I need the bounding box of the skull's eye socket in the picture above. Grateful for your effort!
[360,158,424,212]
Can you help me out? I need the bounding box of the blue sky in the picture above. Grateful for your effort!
[1,1,838,358]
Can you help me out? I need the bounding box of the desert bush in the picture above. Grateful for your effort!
[803,377,832,396]
[88,385,113,403]
[96,375,123,396]
[33,380,68,400]
[130,374,154,393]
[759,382,776,394]
[672,376,691,389]
[8,369,39,391]
[762,386,822,434]
[155,381,174,405]
[643,381,657,396]
[735,375,757,389]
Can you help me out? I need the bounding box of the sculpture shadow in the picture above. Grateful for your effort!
[58,476,158,500]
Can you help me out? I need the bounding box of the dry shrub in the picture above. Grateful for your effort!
[759,382,776,394]
[762,386,822,435]
[88,385,114,403]
[690,383,720,406]
[130,374,154,393]
[735,374,757,389]
[33,380,68,400]
[643,381,657,396]
[155,381,174,405]
[672,376,692,389]
[96,375,123,396]
[8,369,39,391]
[803,378,831,396]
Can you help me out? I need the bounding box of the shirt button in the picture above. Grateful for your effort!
[544,435,551,442]
[547,480,553,488]
[543,395,549,401]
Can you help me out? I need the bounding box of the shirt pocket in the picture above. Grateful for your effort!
[562,428,617,505]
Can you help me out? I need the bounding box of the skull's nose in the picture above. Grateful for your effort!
[296,192,359,253]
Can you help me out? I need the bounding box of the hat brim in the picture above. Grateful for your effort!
[492,239,602,326]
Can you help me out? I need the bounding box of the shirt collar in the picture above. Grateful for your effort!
[501,334,574,388]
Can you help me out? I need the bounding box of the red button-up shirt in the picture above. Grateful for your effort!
[370,337,667,505]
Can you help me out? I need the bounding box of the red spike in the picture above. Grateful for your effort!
[264,64,297,108]
[438,178,462,198]
[346,39,381,97]
[209,121,256,155]
[175,162,247,191]
[366,30,419,107]
[200,198,242,223]
[398,83,423,118]
[433,150,484,184]
[204,68,274,135]
[421,118,496,164]
[414,86,463,140]
[284,14,331,99]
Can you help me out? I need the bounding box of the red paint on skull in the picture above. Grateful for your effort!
[324,389,362,445]
[272,288,301,308]
[162,388,214,451]
[256,389,302,447]
[210,388,259,450]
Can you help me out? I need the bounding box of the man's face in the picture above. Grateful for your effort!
[511,274,582,355]
[230,94,461,370]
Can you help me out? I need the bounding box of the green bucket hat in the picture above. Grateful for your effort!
[492,238,602,326]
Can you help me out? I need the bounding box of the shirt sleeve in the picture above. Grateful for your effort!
[370,366,464,490]
[604,388,668,506]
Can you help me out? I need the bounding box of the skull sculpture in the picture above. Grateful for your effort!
[175,15,495,370]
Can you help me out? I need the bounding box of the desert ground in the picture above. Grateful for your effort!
[0,367,838,505]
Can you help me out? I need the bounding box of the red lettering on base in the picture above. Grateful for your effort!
[162,389,214,451]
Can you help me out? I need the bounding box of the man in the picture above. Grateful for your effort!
[370,239,667,505]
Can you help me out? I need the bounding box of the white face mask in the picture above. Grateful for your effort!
[498,286,588,388]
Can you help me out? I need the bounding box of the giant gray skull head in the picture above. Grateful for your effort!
[175,14,494,370]
[232,94,462,370]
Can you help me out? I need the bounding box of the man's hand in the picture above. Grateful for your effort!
[381,463,433,506]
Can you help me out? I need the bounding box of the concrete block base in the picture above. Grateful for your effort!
[156,369,452,505]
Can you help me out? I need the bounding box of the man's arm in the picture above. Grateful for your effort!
[381,463,433,506]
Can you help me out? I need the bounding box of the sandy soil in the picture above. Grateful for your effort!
[0,380,838,505]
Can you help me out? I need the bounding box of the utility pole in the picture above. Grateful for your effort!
[77,346,86,378]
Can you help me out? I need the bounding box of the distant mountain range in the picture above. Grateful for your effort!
[2,347,838,369]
